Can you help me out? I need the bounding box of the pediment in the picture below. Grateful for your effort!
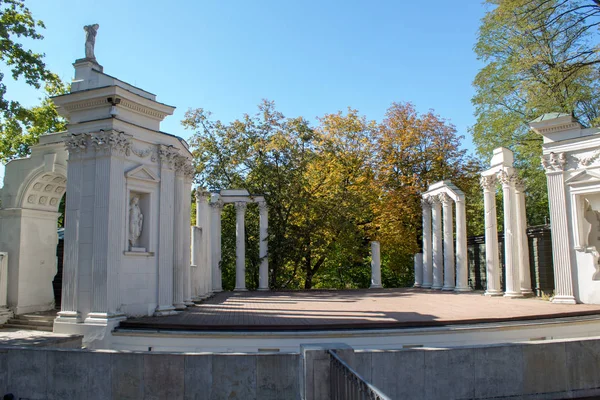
[126,165,160,183]
[565,170,600,185]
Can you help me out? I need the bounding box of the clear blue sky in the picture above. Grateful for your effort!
[0,0,488,184]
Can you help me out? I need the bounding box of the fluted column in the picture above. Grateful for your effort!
[481,174,502,296]
[210,198,223,292]
[542,152,576,304]
[370,241,382,288]
[57,138,86,321]
[182,166,194,306]
[195,190,212,298]
[431,196,443,289]
[414,253,423,287]
[441,193,455,291]
[190,226,201,298]
[234,201,247,291]
[454,197,470,291]
[258,201,269,291]
[514,178,532,295]
[172,160,186,310]
[421,198,433,288]
[500,169,523,298]
[155,145,178,316]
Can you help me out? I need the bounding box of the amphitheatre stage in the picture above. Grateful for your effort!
[112,288,600,353]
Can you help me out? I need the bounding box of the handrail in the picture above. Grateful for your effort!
[328,349,391,400]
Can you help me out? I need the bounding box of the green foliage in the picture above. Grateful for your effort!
[184,100,480,290]
[472,0,600,226]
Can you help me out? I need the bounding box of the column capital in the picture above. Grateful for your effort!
[421,196,432,209]
[209,199,224,210]
[235,201,247,212]
[90,129,132,156]
[541,152,567,172]
[480,174,497,190]
[195,188,211,202]
[498,169,516,186]
[514,176,526,192]
[439,192,452,205]
[158,145,179,169]
[257,200,268,212]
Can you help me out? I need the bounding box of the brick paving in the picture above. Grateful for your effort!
[119,288,600,331]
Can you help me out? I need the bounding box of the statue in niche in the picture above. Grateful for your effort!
[129,195,143,249]
[83,24,99,60]
[583,199,600,279]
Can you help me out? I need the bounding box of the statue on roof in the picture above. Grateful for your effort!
[84,24,99,60]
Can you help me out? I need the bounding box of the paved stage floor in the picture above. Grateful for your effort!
[119,288,600,331]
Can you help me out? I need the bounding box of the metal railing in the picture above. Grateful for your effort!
[328,349,391,400]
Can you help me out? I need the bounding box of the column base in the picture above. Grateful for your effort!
[503,292,524,298]
[55,310,83,323]
[442,286,455,291]
[84,312,127,325]
[454,286,472,292]
[257,287,270,291]
[431,285,443,290]
[421,284,432,289]
[413,283,422,288]
[174,303,187,310]
[213,288,223,293]
[234,288,248,292]
[552,295,577,304]
[184,300,195,306]
[521,289,534,296]
[370,284,383,289]
[484,290,503,297]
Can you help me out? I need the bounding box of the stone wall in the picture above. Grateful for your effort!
[302,337,600,400]
[0,347,300,400]
[467,224,554,296]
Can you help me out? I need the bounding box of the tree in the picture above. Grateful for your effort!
[472,0,600,225]
[0,0,64,162]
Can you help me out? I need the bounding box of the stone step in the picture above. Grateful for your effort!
[7,318,54,327]
[2,323,53,332]
[14,313,57,322]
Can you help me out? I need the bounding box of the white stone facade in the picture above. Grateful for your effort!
[419,181,470,292]
[530,113,600,304]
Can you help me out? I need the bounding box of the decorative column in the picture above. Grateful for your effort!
[514,178,533,295]
[431,196,443,289]
[414,253,423,287]
[481,174,502,296]
[210,198,223,292]
[370,241,382,288]
[195,190,212,298]
[172,157,186,310]
[234,202,248,291]
[421,197,433,288]
[155,145,178,315]
[441,193,455,291]
[0,253,7,312]
[542,152,576,304]
[499,169,523,298]
[190,226,201,298]
[258,201,269,291]
[182,164,194,306]
[57,135,87,321]
[87,130,128,322]
[454,197,470,291]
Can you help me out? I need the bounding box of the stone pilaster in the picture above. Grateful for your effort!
[441,193,455,291]
[172,157,186,310]
[454,198,470,291]
[370,241,382,288]
[514,178,533,295]
[431,196,443,289]
[481,174,502,296]
[234,201,248,291]
[414,253,423,288]
[155,145,178,316]
[542,152,576,304]
[182,163,194,306]
[87,130,129,321]
[499,169,523,298]
[210,199,224,292]
[258,201,269,291]
[421,197,433,288]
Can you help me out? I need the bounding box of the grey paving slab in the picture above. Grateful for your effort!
[184,354,213,400]
[6,348,47,399]
[474,344,524,399]
[257,354,299,400]
[112,352,144,400]
[143,353,185,400]
[211,354,257,400]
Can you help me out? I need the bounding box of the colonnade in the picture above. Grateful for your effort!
[195,189,269,293]
[480,147,532,297]
[416,181,470,292]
